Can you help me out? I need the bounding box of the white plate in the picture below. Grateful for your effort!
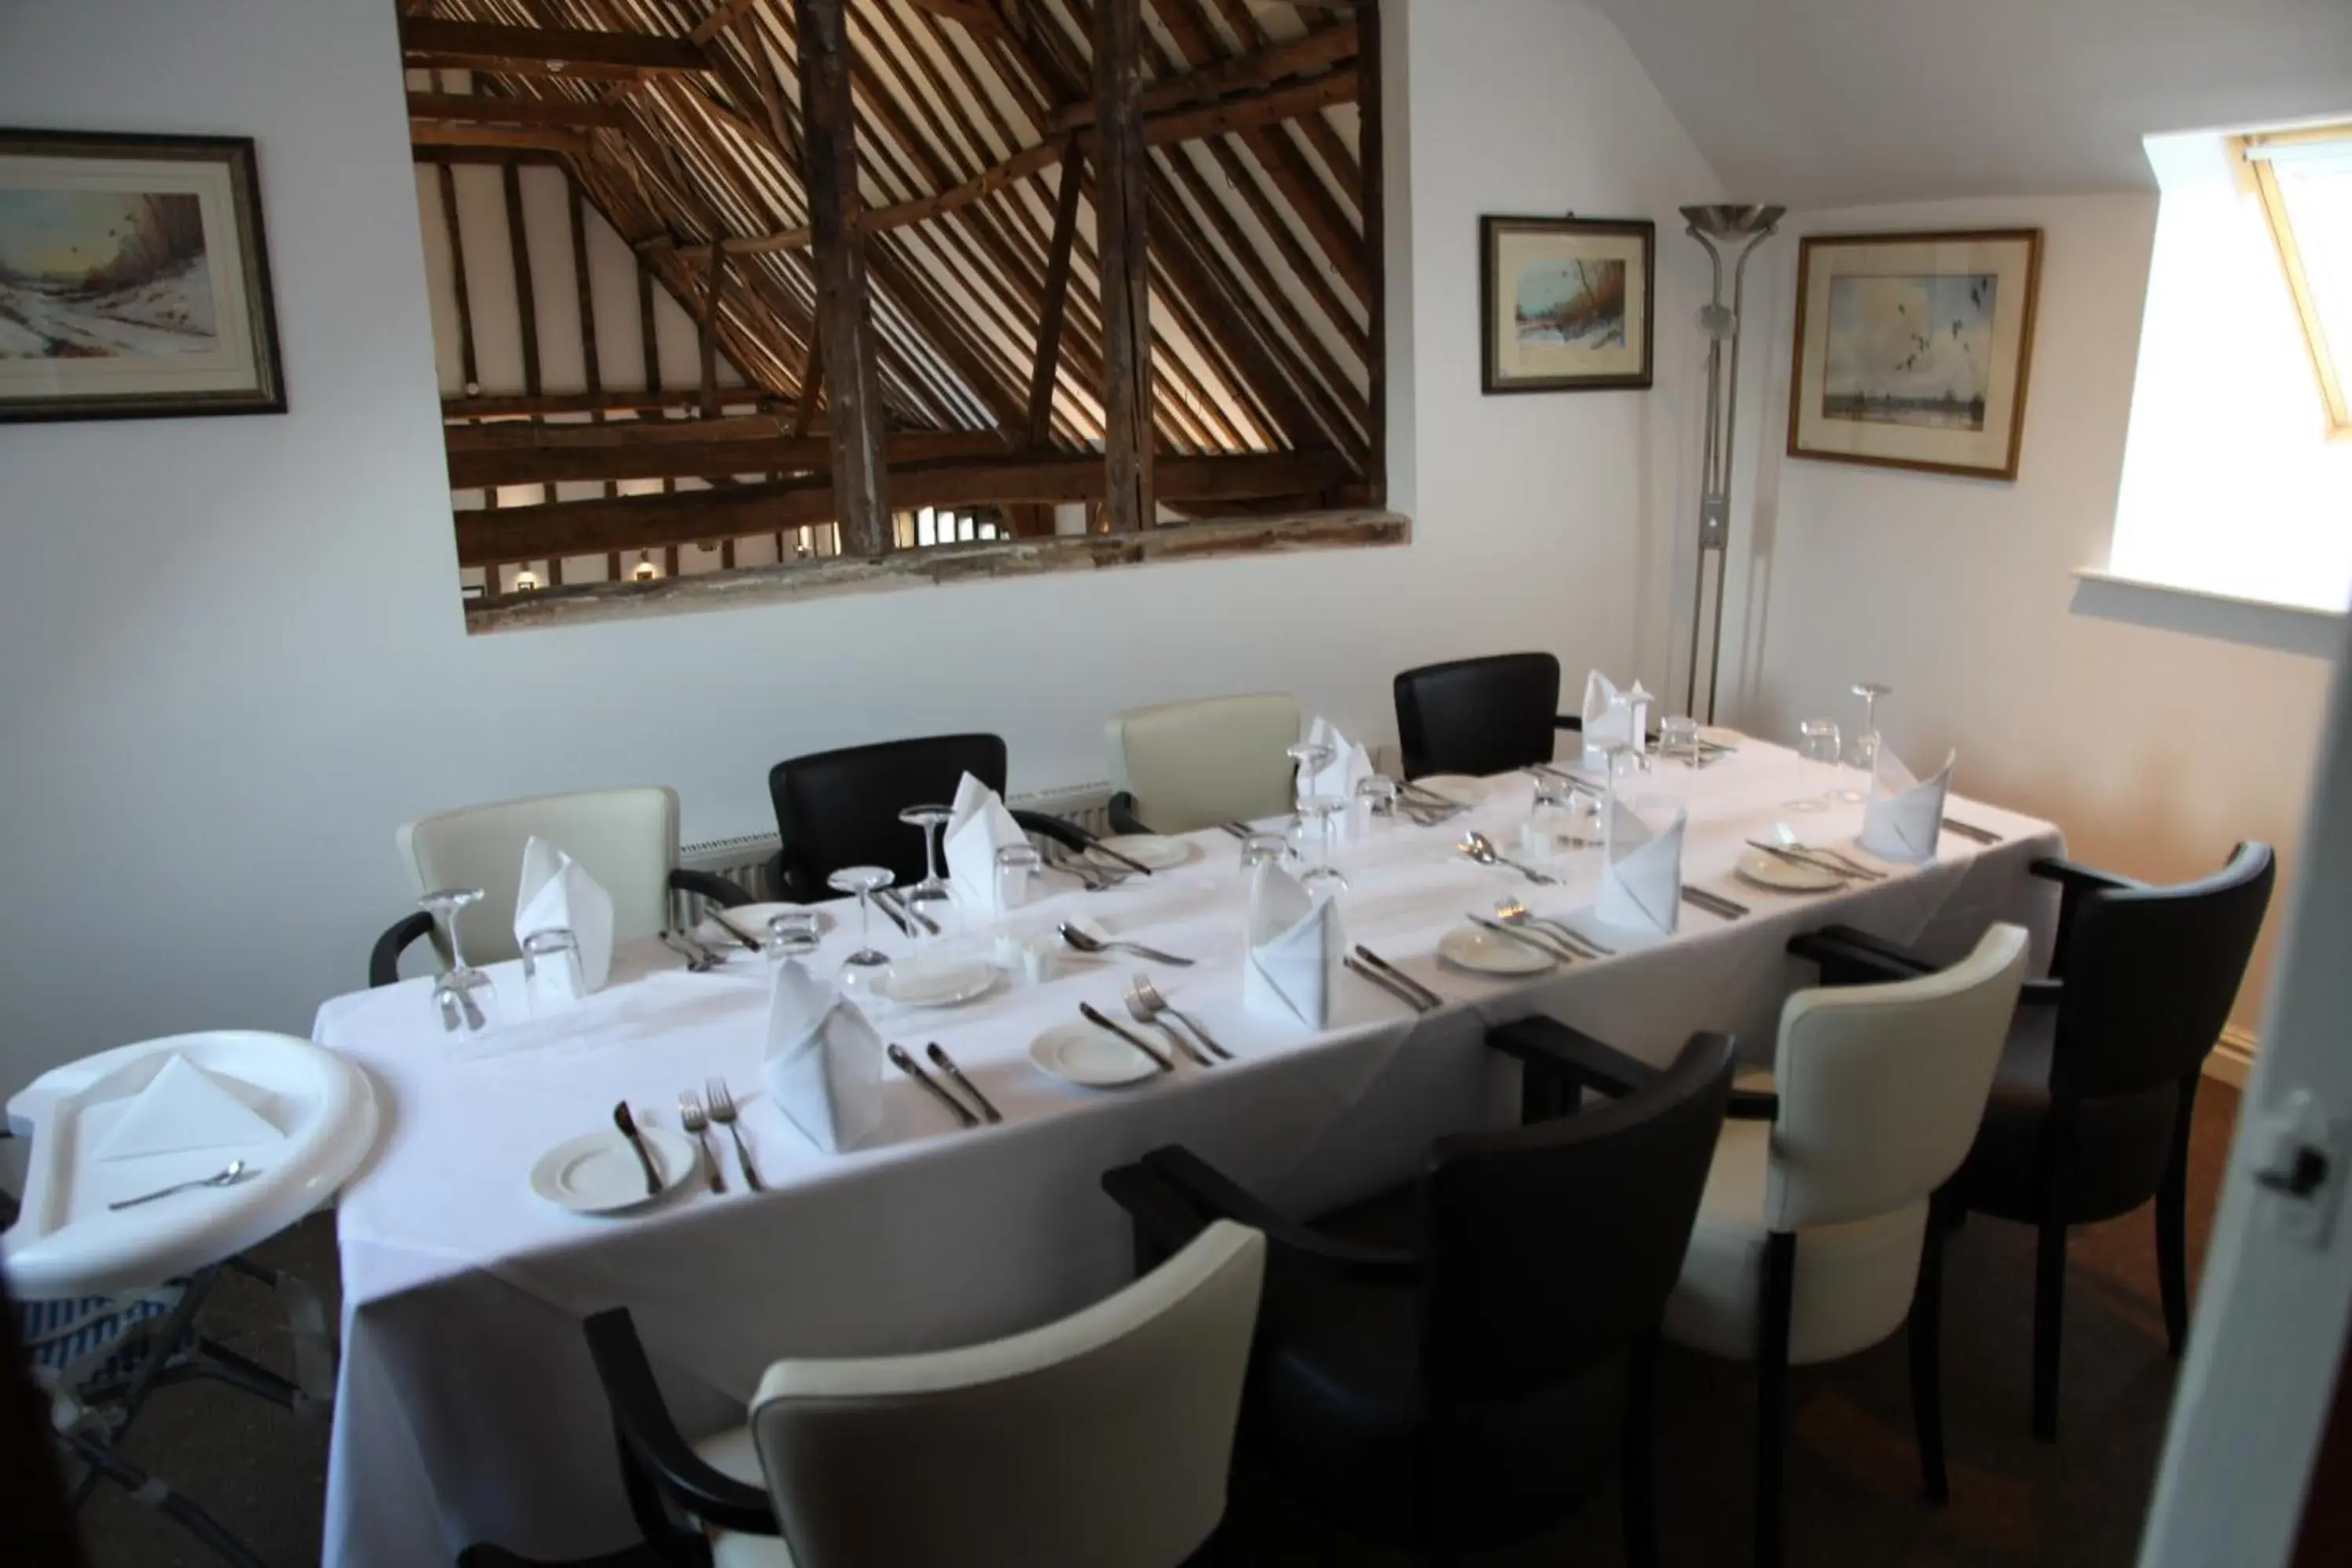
[695,903,829,952]
[1698,726,1745,750]
[1087,835,1196,871]
[530,1126,698,1214]
[877,957,999,1009]
[1415,775,1492,808]
[1437,925,1557,975]
[1029,1022,1165,1087]
[1733,849,1845,893]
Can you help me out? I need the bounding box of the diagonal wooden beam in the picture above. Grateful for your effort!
[1048,20,1356,133]
[1025,141,1083,448]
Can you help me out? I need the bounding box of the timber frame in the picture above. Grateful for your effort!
[404,0,1393,625]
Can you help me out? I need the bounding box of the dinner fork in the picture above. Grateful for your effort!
[679,1093,724,1193]
[704,1077,764,1191]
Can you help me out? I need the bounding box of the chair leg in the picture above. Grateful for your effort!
[1756,1232,1797,1568]
[1621,1334,1661,1568]
[1909,1195,1951,1503]
[2033,1211,2067,1443]
[2158,1073,2202,1357]
[61,1428,271,1568]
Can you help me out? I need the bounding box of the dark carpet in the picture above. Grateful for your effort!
[69,1082,2241,1567]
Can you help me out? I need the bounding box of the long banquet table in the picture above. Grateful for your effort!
[312,739,2063,1566]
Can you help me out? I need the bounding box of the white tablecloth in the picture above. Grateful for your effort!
[312,740,2063,1566]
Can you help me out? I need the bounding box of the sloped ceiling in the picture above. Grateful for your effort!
[1585,0,2352,208]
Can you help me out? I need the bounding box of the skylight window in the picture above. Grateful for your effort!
[2240,127,2352,437]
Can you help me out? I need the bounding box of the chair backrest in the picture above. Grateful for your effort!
[769,735,1007,899]
[1417,1033,1733,1404]
[2056,843,2276,1100]
[1392,652,1563,780]
[1105,694,1299,834]
[747,1221,1265,1568]
[396,787,680,967]
[1766,923,2031,1232]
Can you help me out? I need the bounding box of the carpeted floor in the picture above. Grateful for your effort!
[69,1082,2242,1567]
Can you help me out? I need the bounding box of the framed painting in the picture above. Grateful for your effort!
[1481,216,1655,393]
[1788,229,2042,480]
[0,129,285,423]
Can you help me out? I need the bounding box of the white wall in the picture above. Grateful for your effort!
[0,0,1722,1088]
[1722,193,2343,1033]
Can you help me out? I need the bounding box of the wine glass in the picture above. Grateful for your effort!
[898,804,954,937]
[1788,719,1842,812]
[1659,715,1702,771]
[1239,832,1287,881]
[1842,681,1890,802]
[826,866,895,999]
[419,887,489,1022]
[1294,794,1348,893]
[1287,741,1334,811]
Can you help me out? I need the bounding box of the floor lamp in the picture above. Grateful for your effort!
[1680,204,1784,724]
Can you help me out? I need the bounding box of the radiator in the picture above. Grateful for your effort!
[676,782,1116,907]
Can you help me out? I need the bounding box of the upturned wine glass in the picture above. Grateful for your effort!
[898,804,954,936]
[1841,681,1891,802]
[827,866,895,998]
[419,887,489,1025]
[1294,794,1348,893]
[1286,741,1335,811]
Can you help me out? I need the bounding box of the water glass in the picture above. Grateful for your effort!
[764,911,822,959]
[1240,831,1287,880]
[1788,719,1841,812]
[1295,795,1348,892]
[993,843,1041,912]
[520,927,585,1012]
[1355,774,1400,820]
[1659,715,1702,770]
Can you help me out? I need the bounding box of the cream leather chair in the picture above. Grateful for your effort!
[573,1221,1266,1568]
[370,786,742,982]
[1105,694,1300,835]
[1664,922,2029,1568]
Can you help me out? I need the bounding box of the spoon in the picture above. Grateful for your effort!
[1058,921,1195,966]
[1493,901,1613,958]
[111,1160,251,1210]
[1458,831,1558,885]
[1771,824,1886,880]
[660,931,722,972]
[1124,975,1228,1064]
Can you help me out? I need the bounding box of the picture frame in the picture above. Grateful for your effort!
[0,128,286,423]
[1480,215,1655,394]
[1787,228,2042,480]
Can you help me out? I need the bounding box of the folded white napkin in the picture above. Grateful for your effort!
[761,960,887,1155]
[93,1054,285,1162]
[1581,673,1652,769]
[943,771,1029,913]
[1301,715,1373,800]
[1859,747,1955,862]
[1595,796,1686,936]
[515,837,615,993]
[1243,860,1343,1028]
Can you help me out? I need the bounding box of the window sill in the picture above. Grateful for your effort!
[465,508,1410,634]
[2068,568,2346,659]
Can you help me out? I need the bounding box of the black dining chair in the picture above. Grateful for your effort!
[1806,841,2275,1440]
[1104,1025,1737,1565]
[1392,652,1581,780]
[768,734,1091,902]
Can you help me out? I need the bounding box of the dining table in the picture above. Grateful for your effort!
[310,735,2063,1568]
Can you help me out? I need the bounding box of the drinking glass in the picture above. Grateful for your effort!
[1659,715,1702,770]
[827,866,896,1000]
[993,843,1041,911]
[1595,741,1636,809]
[520,928,585,1013]
[1294,794,1348,893]
[1239,831,1287,880]
[1841,681,1891,802]
[419,887,490,1011]
[898,804,955,936]
[764,911,822,959]
[1286,741,1334,811]
[1788,718,1842,812]
[1355,774,1400,820]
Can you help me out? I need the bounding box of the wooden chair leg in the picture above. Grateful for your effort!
[1909,1194,1951,1503]
[1621,1334,1661,1568]
[2158,1073,2201,1356]
[2033,1212,2067,1443]
[1756,1232,1797,1568]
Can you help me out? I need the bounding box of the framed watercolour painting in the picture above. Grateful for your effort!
[0,129,285,423]
[1787,229,2042,479]
[1481,216,1654,393]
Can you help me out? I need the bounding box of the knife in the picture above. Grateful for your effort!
[702,911,765,953]
[896,891,942,936]
[926,1042,1004,1122]
[870,887,914,936]
[611,1102,662,1197]
[887,1044,978,1127]
[1467,913,1575,962]
[1345,954,1431,1013]
[1082,835,1155,877]
[1350,946,1443,1011]
[1744,840,1859,880]
[1681,885,1748,920]
[1078,1001,1175,1072]
[1943,816,2002,844]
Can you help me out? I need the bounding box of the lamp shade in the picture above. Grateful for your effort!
[1679,204,1787,239]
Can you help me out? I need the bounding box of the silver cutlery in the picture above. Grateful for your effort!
[1123,977,1217,1066]
[1044,844,1125,891]
[1458,831,1558,885]
[1345,953,1427,1012]
[612,1102,662,1198]
[888,1043,979,1127]
[679,1093,724,1192]
[1218,822,1252,840]
[924,1042,1003,1123]
[1465,913,1570,963]
[1493,901,1614,958]
[109,1160,252,1210]
[1078,1000,1175,1073]
[1127,974,1232,1062]
[1681,885,1749,920]
[1083,837,1156,877]
[702,913,765,953]
[1746,840,1863,882]
[1351,945,1443,1011]
[884,887,941,936]
[1058,922,1194,966]
[704,1077,763,1191]
[1770,824,1887,880]
[660,931,722,972]
[1943,816,2002,844]
[873,887,920,936]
